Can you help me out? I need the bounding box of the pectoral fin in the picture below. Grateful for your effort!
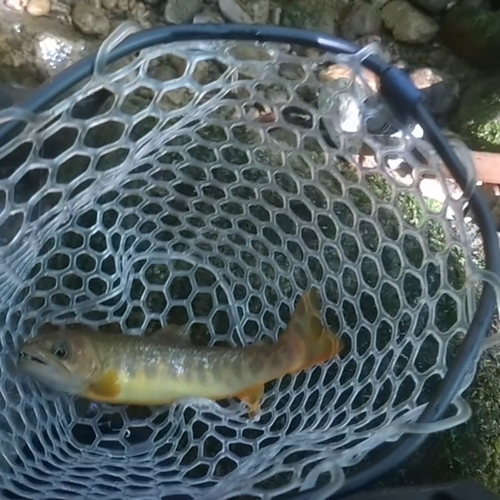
[148,324,192,346]
[85,370,121,401]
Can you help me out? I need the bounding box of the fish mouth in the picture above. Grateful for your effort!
[19,352,48,365]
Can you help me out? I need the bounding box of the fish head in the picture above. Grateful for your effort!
[18,329,100,395]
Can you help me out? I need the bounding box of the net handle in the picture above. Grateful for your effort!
[0,23,499,500]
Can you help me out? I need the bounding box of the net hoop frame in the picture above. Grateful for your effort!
[0,23,499,500]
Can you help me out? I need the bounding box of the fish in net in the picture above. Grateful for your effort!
[0,21,488,500]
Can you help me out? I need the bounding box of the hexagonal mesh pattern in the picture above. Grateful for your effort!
[0,23,481,500]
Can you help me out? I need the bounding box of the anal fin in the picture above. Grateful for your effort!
[235,384,264,417]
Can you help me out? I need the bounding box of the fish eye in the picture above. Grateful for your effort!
[53,342,69,359]
[54,347,67,359]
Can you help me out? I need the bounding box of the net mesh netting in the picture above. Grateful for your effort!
[0,22,485,500]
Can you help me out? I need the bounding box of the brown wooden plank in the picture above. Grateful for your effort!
[471,152,500,184]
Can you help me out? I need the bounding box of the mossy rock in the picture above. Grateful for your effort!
[455,77,500,153]
[277,0,337,34]
[377,353,500,494]
[441,5,500,71]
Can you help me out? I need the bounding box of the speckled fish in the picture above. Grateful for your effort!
[17,288,343,416]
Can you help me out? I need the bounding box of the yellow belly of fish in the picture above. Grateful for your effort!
[81,368,252,406]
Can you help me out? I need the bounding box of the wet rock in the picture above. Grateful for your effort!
[72,2,110,37]
[455,77,500,153]
[356,34,392,61]
[193,8,224,23]
[318,64,380,93]
[147,62,178,82]
[441,128,476,186]
[469,183,500,231]
[381,0,439,44]
[441,4,500,71]
[409,0,450,13]
[159,87,194,110]
[0,84,33,110]
[409,67,459,116]
[164,0,203,24]
[319,84,363,143]
[4,0,27,11]
[0,6,99,82]
[219,0,270,24]
[218,0,250,23]
[49,0,71,21]
[318,64,378,148]
[71,88,114,119]
[130,1,150,26]
[192,60,226,84]
[240,0,269,23]
[270,5,281,24]
[101,0,118,9]
[461,0,486,7]
[280,0,336,34]
[339,2,382,41]
[26,0,50,15]
[278,62,306,82]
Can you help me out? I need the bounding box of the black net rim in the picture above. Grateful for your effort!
[0,23,498,500]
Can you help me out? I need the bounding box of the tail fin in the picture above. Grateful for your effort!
[282,287,343,375]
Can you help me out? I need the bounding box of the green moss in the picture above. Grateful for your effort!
[457,79,500,152]
[277,0,336,34]
[441,5,500,70]
[459,358,500,493]
[468,117,500,151]
[378,354,500,493]
[364,173,393,203]
[459,6,500,41]
[397,193,425,228]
